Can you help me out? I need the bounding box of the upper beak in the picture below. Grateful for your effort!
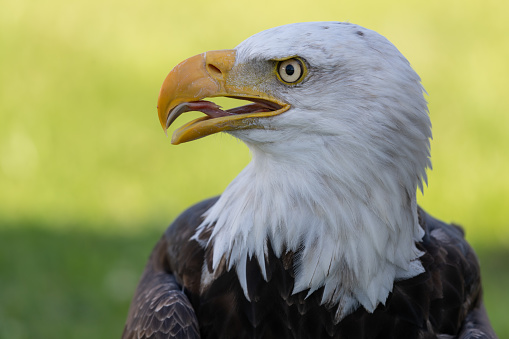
[157,50,290,144]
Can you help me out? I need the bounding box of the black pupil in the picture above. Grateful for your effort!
[285,64,295,76]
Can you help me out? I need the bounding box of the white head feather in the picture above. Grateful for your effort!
[193,22,432,322]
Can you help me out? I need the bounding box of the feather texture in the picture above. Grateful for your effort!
[122,199,496,338]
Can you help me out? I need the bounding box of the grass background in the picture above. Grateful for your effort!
[1,0,508,337]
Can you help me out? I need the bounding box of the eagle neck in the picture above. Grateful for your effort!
[193,138,425,322]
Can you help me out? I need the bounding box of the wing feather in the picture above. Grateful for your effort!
[122,238,200,339]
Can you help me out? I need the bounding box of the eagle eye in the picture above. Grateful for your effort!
[277,58,305,84]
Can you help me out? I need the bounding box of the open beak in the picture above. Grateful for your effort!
[157,50,290,144]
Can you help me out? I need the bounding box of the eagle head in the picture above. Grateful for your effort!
[157,22,432,322]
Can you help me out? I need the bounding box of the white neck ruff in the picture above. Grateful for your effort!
[193,137,426,322]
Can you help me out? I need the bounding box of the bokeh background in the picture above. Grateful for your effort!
[1,0,507,337]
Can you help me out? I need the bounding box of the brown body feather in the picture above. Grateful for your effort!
[122,197,496,339]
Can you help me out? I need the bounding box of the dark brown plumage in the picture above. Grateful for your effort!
[122,197,496,339]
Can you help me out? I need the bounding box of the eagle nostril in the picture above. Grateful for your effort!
[207,63,223,78]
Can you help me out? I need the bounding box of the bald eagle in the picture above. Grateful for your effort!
[122,22,497,339]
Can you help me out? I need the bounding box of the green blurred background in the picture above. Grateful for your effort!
[1,0,507,337]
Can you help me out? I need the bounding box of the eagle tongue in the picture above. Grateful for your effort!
[166,100,230,129]
[226,103,272,114]
[192,101,271,117]
[166,100,274,130]
[186,101,229,118]
[186,100,272,117]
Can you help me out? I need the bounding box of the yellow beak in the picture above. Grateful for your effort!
[157,50,290,144]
